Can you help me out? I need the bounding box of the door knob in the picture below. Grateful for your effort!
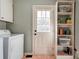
[34,30,37,32]
[34,33,37,35]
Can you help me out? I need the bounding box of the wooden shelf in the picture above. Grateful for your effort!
[57,45,72,47]
[58,35,72,37]
[58,24,72,26]
[57,55,73,56]
[58,0,74,3]
[59,38,71,40]
[59,5,72,7]
[58,12,72,15]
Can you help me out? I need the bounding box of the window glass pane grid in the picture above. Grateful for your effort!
[37,10,50,32]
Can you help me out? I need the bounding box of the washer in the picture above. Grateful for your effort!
[0,38,3,59]
[0,30,24,59]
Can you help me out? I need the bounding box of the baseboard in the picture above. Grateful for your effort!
[25,53,32,56]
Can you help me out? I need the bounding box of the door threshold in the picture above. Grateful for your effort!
[26,55,32,58]
[25,53,32,58]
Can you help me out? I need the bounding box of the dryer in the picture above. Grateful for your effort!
[0,30,24,59]
[0,38,3,59]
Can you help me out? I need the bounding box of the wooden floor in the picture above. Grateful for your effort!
[23,56,55,59]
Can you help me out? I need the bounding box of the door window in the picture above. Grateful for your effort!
[37,11,50,32]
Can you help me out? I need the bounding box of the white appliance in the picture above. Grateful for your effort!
[0,30,24,59]
[0,38,3,59]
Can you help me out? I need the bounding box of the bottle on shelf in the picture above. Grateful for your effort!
[66,17,72,24]
[64,28,71,35]
[59,27,64,35]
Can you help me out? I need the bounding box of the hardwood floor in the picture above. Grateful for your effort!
[23,55,55,59]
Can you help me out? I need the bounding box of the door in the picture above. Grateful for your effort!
[32,5,56,55]
[1,0,13,22]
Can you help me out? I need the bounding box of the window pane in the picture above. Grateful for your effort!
[46,11,50,18]
[37,11,41,17]
[37,18,50,25]
[37,11,50,32]
[41,11,46,17]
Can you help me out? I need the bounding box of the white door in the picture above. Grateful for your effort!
[32,5,56,55]
[1,0,13,22]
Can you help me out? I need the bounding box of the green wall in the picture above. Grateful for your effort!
[0,21,6,29]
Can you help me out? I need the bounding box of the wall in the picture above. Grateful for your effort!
[6,0,56,53]
[0,21,6,29]
[75,0,79,49]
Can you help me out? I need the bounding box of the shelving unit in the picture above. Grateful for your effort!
[55,0,75,59]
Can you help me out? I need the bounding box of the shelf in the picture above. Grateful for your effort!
[59,5,72,7]
[57,55,73,56]
[58,35,72,37]
[58,12,72,15]
[58,24,72,26]
[58,0,74,3]
[59,38,71,40]
[57,45,72,47]
[56,0,74,58]
[57,55,73,59]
